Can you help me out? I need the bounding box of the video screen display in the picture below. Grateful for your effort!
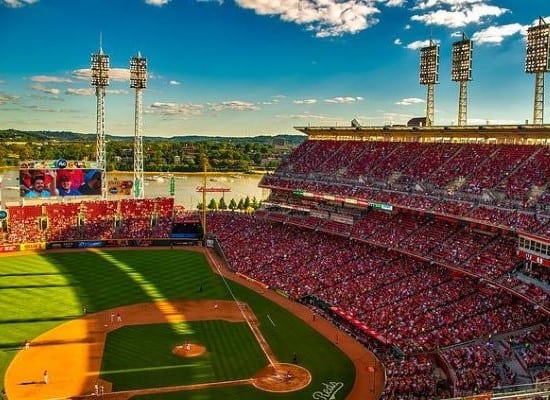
[19,160,103,198]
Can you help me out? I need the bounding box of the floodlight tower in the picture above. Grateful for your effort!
[90,44,110,198]
[452,34,473,126]
[419,41,440,126]
[130,52,147,199]
[525,17,550,125]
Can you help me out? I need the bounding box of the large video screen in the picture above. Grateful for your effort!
[19,160,103,198]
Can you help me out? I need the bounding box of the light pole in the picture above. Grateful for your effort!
[130,52,147,199]
[525,17,550,125]
[452,34,473,126]
[90,43,110,198]
[419,41,440,127]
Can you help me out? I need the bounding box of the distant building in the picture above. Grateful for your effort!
[272,138,286,148]
[407,117,427,127]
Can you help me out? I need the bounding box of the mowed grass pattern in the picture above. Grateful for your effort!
[0,249,355,400]
[101,321,267,390]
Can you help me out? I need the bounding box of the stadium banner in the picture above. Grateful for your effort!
[19,159,103,198]
[47,242,79,249]
[107,177,133,195]
[370,202,393,211]
[77,241,104,248]
[0,244,18,253]
[517,250,550,268]
[20,242,46,251]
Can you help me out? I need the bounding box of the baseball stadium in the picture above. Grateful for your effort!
[1,19,550,400]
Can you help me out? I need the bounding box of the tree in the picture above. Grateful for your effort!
[243,196,251,209]
[237,198,245,210]
[229,198,237,211]
[207,198,218,210]
[219,196,227,210]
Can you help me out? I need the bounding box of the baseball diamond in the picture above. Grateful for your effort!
[0,248,382,400]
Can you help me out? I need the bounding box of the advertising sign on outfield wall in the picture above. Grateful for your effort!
[20,242,46,251]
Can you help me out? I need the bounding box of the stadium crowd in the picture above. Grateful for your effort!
[207,211,549,398]
[3,198,174,244]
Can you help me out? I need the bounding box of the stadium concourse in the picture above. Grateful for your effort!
[1,125,550,399]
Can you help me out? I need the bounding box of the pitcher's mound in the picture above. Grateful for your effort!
[252,363,311,392]
[172,343,206,358]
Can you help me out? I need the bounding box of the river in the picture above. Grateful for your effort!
[0,169,268,210]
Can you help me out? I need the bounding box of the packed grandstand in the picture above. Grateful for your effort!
[1,124,549,399]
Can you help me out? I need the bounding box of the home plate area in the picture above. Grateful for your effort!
[252,363,312,392]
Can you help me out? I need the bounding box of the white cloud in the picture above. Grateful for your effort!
[72,69,90,80]
[412,0,483,11]
[411,1,509,28]
[404,24,411,30]
[0,92,19,104]
[144,0,171,6]
[383,0,406,6]
[262,100,280,105]
[468,117,523,125]
[149,102,204,116]
[235,0,381,38]
[65,88,127,96]
[294,98,318,104]
[471,23,527,44]
[405,39,439,50]
[30,83,60,95]
[396,97,425,105]
[72,68,131,82]
[324,96,363,104]
[30,75,72,83]
[209,100,260,112]
[1,0,38,7]
[394,38,402,45]
[148,100,261,116]
[106,89,129,95]
[169,80,181,85]
[66,88,95,96]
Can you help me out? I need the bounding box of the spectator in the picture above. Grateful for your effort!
[79,170,101,195]
[57,172,81,196]
[25,171,57,198]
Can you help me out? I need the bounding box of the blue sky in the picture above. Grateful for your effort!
[0,0,548,137]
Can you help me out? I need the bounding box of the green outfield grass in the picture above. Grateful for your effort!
[0,249,355,399]
[102,321,267,390]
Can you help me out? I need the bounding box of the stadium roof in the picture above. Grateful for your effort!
[294,124,550,142]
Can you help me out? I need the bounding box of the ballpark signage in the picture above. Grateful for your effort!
[292,190,392,211]
[0,244,17,253]
[312,382,344,400]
